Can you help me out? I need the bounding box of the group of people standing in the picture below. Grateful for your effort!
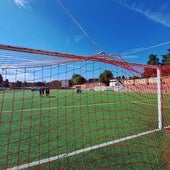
[39,87,50,97]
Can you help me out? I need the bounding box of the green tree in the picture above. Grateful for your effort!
[4,79,9,87]
[161,49,170,76]
[147,54,159,65]
[162,49,170,65]
[99,70,113,86]
[142,54,159,78]
[70,74,86,85]
[36,81,46,86]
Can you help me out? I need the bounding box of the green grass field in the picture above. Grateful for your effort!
[0,89,170,169]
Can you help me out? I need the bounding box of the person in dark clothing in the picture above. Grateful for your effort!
[42,87,45,96]
[45,87,50,96]
[39,87,43,97]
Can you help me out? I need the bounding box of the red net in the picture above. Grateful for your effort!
[0,45,170,169]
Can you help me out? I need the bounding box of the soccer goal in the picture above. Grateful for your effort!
[0,44,170,169]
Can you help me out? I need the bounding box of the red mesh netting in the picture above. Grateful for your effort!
[0,45,170,169]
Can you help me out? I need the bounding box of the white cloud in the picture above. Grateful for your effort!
[14,0,29,9]
[112,0,170,27]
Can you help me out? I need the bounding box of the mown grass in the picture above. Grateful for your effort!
[0,89,170,169]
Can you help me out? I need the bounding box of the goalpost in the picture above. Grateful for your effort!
[157,68,162,130]
[0,44,170,169]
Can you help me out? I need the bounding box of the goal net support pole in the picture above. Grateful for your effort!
[157,68,162,130]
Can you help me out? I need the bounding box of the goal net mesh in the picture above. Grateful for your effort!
[0,45,170,169]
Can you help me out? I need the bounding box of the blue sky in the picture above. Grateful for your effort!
[1,0,170,65]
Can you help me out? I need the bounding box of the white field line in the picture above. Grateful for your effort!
[133,100,170,109]
[2,99,159,113]
[7,128,160,170]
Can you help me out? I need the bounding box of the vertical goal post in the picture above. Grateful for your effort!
[157,68,162,130]
[0,44,170,169]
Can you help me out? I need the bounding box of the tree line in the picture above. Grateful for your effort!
[146,49,170,65]
[0,49,170,88]
[143,49,170,77]
[71,49,170,85]
[70,70,113,86]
